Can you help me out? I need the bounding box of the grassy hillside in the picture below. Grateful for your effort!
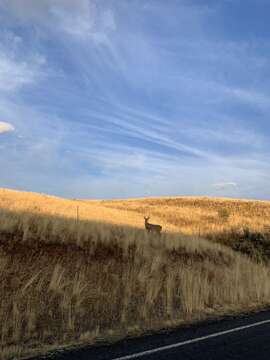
[2,189,270,235]
[101,196,270,235]
[1,188,270,359]
[2,188,270,262]
[100,197,270,263]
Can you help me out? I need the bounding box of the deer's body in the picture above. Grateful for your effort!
[144,216,162,234]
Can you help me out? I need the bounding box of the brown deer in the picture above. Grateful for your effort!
[144,216,162,234]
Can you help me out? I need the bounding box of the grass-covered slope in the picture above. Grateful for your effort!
[101,196,270,263]
[1,189,270,359]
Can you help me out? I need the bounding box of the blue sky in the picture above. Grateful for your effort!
[0,0,270,199]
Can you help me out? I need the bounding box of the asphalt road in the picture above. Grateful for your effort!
[34,308,270,360]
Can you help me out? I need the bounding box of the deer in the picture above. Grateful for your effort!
[144,216,162,234]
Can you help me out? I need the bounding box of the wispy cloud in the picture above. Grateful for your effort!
[223,86,270,111]
[0,1,270,199]
[212,182,238,190]
[2,0,116,42]
[0,51,45,93]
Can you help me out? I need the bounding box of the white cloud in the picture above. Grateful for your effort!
[223,86,270,111]
[2,0,116,42]
[212,182,238,190]
[0,121,15,134]
[0,52,45,93]
[181,122,266,149]
[1,1,269,200]
[49,0,96,38]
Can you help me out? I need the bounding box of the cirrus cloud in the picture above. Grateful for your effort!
[1,0,116,42]
[0,51,45,93]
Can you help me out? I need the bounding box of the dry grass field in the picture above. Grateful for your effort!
[1,188,270,359]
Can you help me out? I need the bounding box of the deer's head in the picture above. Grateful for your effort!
[144,216,150,222]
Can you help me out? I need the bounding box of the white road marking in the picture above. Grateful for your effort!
[111,318,270,360]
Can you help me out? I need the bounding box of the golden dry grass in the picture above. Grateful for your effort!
[2,188,270,236]
[100,196,270,236]
[1,188,270,359]
[0,188,179,232]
